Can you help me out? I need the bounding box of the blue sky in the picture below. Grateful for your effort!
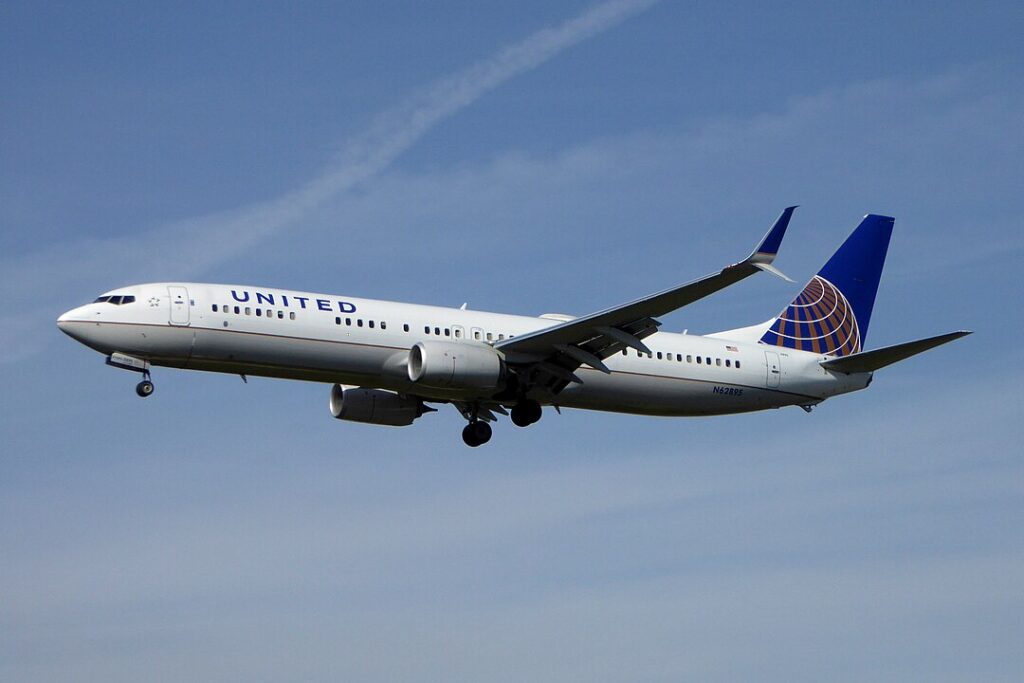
[2,1,1023,680]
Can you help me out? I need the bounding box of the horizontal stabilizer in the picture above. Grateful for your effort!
[820,330,971,374]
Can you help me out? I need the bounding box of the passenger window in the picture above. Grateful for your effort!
[212,304,218,312]
[486,332,493,341]
[425,326,430,334]
[725,359,731,367]
[368,320,375,329]
[687,355,692,363]
[657,352,662,359]
[403,324,409,332]
[435,327,441,336]
[357,319,363,327]
[676,354,682,362]
[381,322,387,330]
[257,309,263,317]
[444,328,450,337]
[716,358,721,366]
[234,306,240,314]
[706,357,711,365]
[334,316,340,324]
[289,312,296,320]
[474,331,481,340]
[736,360,741,369]
[696,356,702,364]
[497,334,504,341]
[277,311,284,319]
[454,329,462,338]
[245,307,251,315]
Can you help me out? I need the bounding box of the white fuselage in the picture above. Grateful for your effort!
[57,283,871,416]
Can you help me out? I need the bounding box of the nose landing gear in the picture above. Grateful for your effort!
[135,377,155,397]
[106,353,155,398]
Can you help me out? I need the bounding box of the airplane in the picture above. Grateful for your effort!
[57,208,970,446]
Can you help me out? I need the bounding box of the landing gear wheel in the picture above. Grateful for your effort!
[462,421,492,447]
[135,380,155,398]
[510,399,542,427]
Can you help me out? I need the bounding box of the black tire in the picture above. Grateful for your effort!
[462,421,492,447]
[462,423,480,447]
[510,405,532,427]
[135,380,154,398]
[473,421,492,444]
[511,399,542,427]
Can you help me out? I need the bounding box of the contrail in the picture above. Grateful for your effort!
[2,0,659,361]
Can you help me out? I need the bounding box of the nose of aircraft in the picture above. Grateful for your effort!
[56,305,94,341]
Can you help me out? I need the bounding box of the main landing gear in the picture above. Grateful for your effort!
[458,398,543,447]
[462,420,492,447]
[510,399,542,427]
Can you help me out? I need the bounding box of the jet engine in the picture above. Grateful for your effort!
[329,384,428,427]
[407,340,504,391]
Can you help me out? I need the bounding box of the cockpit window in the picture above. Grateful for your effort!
[93,295,136,305]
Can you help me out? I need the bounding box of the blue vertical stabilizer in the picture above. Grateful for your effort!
[759,214,894,356]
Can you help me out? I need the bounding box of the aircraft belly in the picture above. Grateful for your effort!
[557,370,782,416]
[185,326,403,383]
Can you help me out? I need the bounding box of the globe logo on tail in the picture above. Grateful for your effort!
[760,276,861,356]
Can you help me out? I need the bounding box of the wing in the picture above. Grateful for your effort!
[495,207,797,393]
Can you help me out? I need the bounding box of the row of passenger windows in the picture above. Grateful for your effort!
[336,317,387,330]
[94,295,136,305]
[423,326,514,341]
[211,303,518,342]
[332,318,514,343]
[212,304,296,320]
[622,348,741,368]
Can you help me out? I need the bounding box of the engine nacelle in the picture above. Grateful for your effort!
[407,340,504,391]
[329,384,425,427]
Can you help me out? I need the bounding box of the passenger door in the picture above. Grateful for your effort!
[168,286,190,326]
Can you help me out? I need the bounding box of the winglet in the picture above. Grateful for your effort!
[740,206,797,282]
[746,206,797,266]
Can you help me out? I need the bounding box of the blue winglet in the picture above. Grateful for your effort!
[747,205,797,264]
